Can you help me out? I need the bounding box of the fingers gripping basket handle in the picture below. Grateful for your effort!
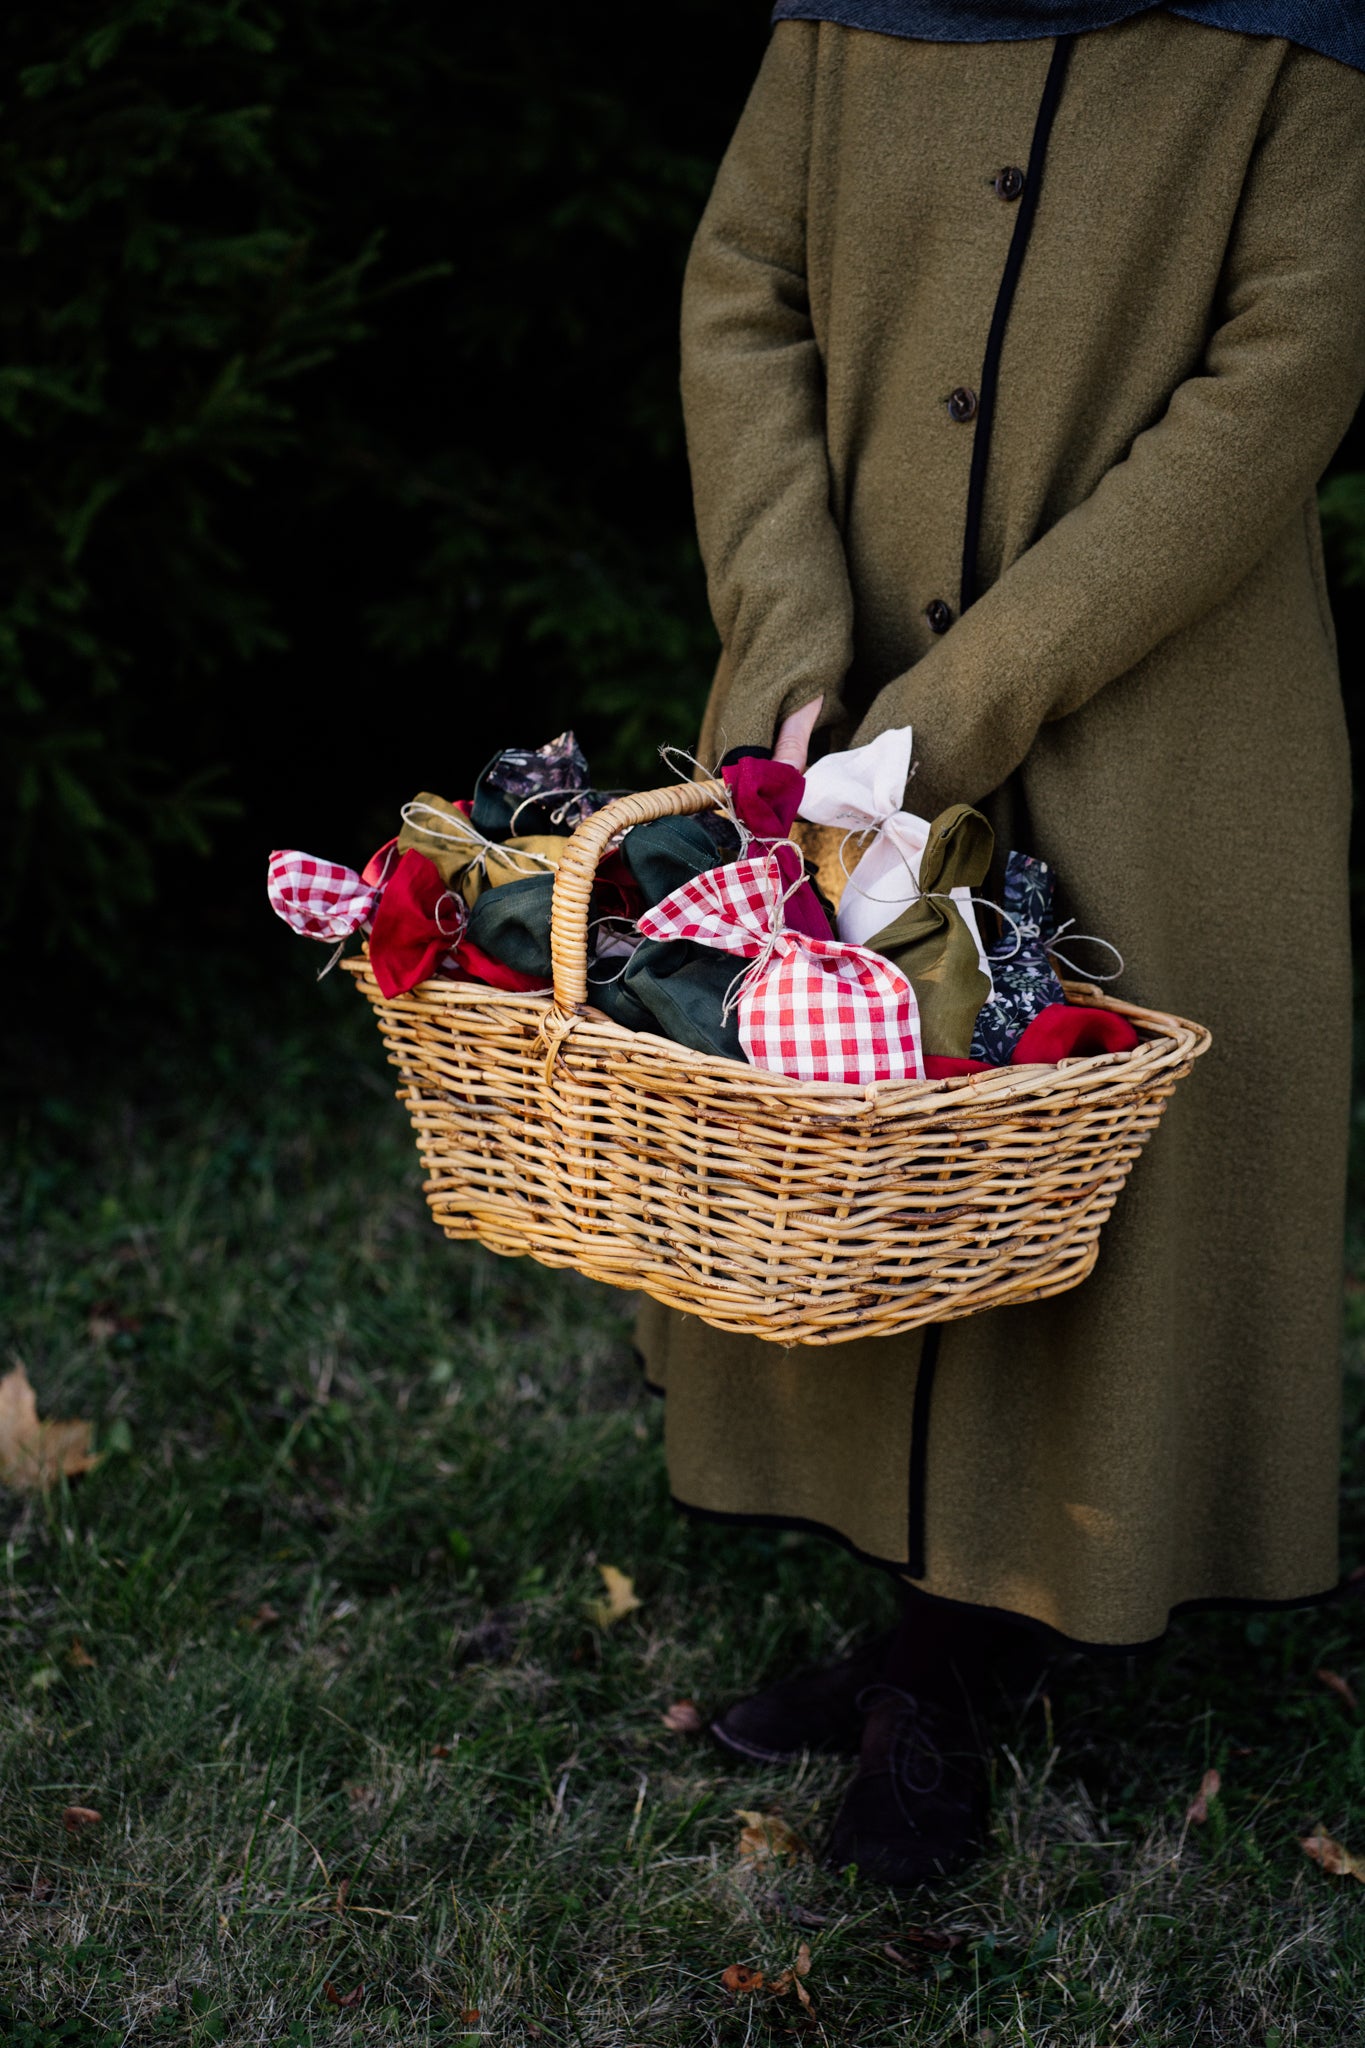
[549,777,726,1012]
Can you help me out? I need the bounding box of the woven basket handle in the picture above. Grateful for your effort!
[549,777,725,1012]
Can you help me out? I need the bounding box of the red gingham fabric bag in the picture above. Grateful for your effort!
[267,850,380,941]
[638,854,924,1085]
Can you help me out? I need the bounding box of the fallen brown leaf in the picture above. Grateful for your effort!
[239,1603,281,1634]
[1316,1668,1358,1713]
[62,1807,101,1833]
[431,1743,453,1759]
[67,1638,96,1670]
[345,1783,381,1812]
[323,1982,364,2008]
[460,2008,481,2025]
[1301,1828,1365,1880]
[335,1877,350,1911]
[721,1964,765,1993]
[735,1809,809,1865]
[1185,1768,1221,1825]
[886,1927,962,1957]
[87,1304,142,1343]
[770,1943,815,2009]
[0,1363,99,1493]
[661,1699,703,1734]
[586,1564,641,1630]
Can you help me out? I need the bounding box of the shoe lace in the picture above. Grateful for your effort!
[854,1683,946,1827]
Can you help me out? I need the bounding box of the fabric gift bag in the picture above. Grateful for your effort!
[639,853,925,1085]
[866,804,995,1058]
[970,852,1068,1063]
[397,793,563,905]
[593,810,747,1043]
[267,850,379,941]
[798,727,990,979]
[471,731,615,838]
[721,756,834,943]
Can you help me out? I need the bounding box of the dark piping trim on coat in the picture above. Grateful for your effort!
[959,34,1075,613]
[905,1321,941,1578]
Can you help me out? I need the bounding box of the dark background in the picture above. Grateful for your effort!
[3,0,1362,1006]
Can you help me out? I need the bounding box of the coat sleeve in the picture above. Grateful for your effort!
[850,45,1365,810]
[680,22,853,751]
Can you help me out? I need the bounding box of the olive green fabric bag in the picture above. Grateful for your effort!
[867,804,994,1057]
[398,791,562,906]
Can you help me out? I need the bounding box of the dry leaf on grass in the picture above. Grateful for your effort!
[68,1639,96,1669]
[586,1565,641,1629]
[1316,1668,1358,1712]
[735,1809,809,1865]
[1301,1828,1365,1880]
[788,1902,830,1929]
[721,1964,765,1993]
[239,1603,281,1633]
[345,1784,381,1812]
[62,1807,101,1833]
[661,1699,703,1734]
[460,2008,481,2025]
[323,1982,364,2008]
[0,1363,99,1493]
[770,1943,814,2009]
[722,1947,814,2011]
[885,1929,963,1963]
[1185,1768,1221,1825]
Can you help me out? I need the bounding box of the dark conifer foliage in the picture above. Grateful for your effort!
[1,1,768,962]
[0,2,1358,970]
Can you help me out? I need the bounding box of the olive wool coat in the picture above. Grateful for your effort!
[636,10,1365,1647]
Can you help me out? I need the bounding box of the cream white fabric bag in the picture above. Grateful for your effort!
[798,726,992,982]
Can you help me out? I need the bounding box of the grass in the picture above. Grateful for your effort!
[3,964,1365,2045]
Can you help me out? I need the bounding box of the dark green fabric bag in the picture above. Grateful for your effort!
[617,939,745,1061]
[602,812,746,1054]
[867,804,994,1058]
[621,813,740,905]
[588,963,656,1034]
[464,874,556,980]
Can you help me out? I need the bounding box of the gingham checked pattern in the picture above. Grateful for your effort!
[638,855,924,1085]
[267,850,380,941]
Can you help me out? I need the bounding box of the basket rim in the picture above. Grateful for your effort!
[343,949,1211,1115]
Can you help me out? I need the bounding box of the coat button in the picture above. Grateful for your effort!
[994,165,1025,201]
[947,386,978,423]
[925,598,954,635]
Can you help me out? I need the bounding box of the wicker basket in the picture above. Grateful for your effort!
[345,777,1210,1345]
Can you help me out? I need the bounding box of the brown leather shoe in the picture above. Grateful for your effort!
[709,1631,894,1763]
[821,1682,988,1888]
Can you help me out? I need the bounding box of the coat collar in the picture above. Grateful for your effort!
[771,3,1365,74]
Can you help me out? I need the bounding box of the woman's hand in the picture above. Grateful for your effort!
[773,694,823,771]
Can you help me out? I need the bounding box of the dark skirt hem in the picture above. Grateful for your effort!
[668,1492,1345,1657]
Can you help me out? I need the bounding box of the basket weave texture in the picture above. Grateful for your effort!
[345,778,1210,1345]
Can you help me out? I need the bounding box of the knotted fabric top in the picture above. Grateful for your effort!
[268,851,379,941]
[639,853,925,1085]
[798,729,991,983]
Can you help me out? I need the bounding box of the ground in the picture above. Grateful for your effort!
[2,970,1364,2046]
